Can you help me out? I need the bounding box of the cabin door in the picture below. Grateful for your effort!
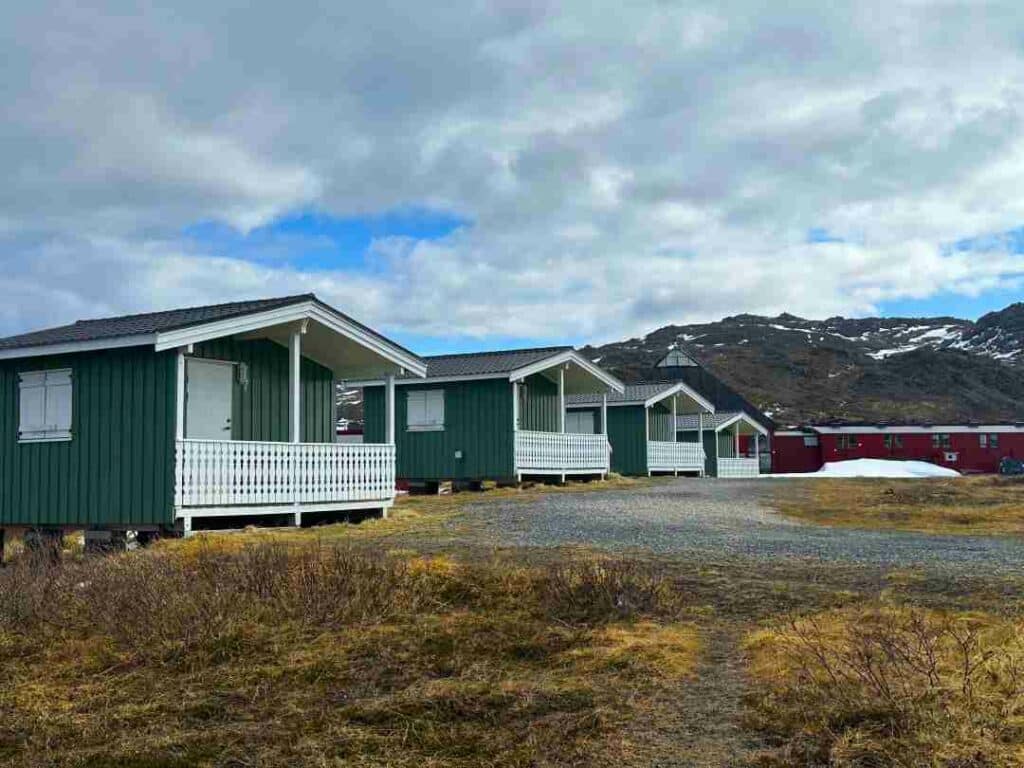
[185,359,234,440]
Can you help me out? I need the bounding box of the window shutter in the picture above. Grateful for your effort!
[426,390,444,426]
[45,370,73,433]
[18,372,46,437]
[18,369,72,441]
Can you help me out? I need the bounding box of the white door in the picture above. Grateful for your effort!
[186,359,234,440]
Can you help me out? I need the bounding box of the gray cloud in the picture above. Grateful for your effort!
[2,0,1024,343]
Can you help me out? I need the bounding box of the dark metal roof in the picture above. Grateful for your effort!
[418,346,573,378]
[676,411,766,431]
[649,365,776,430]
[566,382,679,406]
[0,294,420,361]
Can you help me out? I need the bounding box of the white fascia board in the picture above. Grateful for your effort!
[343,372,508,388]
[715,412,770,436]
[154,300,427,378]
[509,350,625,393]
[567,400,637,409]
[812,424,1024,435]
[306,304,427,378]
[644,382,716,413]
[0,334,155,361]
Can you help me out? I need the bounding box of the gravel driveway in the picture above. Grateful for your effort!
[456,479,1024,572]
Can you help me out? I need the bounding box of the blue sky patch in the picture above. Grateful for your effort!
[184,208,467,271]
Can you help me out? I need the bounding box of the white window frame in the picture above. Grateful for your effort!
[18,368,73,443]
[565,410,596,434]
[406,389,445,432]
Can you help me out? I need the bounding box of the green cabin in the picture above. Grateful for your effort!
[676,411,770,477]
[566,382,715,476]
[0,294,425,545]
[353,347,623,483]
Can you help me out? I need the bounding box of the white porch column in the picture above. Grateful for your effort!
[289,327,303,443]
[385,373,396,444]
[754,433,760,469]
[601,393,607,435]
[175,350,186,441]
[558,366,566,433]
[734,423,740,457]
[512,380,520,431]
[672,396,677,442]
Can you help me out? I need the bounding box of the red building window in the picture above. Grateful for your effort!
[837,435,859,450]
[932,433,951,449]
[884,434,903,449]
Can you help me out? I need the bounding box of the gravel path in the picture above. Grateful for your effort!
[455,479,1024,572]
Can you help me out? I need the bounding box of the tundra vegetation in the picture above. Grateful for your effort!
[774,475,1024,536]
[0,479,1022,766]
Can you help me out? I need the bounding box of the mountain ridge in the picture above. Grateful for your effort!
[580,303,1024,425]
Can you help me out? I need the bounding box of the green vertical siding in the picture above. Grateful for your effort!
[606,405,648,476]
[365,379,515,480]
[191,338,334,443]
[0,347,177,527]
[519,374,559,431]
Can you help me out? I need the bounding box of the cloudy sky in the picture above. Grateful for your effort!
[3,1,1024,352]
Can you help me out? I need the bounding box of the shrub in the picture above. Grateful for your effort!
[744,606,1024,767]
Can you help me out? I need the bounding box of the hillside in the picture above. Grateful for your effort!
[580,304,1024,425]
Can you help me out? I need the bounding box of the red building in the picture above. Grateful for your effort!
[772,424,1024,474]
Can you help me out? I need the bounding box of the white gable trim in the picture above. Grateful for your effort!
[153,300,427,377]
[344,372,509,388]
[0,334,155,361]
[510,350,624,393]
[643,382,715,413]
[715,412,770,436]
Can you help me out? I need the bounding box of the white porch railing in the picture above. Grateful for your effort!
[717,457,760,478]
[647,441,705,473]
[515,430,610,475]
[175,439,395,508]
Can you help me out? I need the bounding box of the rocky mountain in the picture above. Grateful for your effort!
[581,303,1024,425]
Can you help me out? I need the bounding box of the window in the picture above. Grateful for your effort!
[884,434,903,449]
[837,435,859,450]
[932,433,951,449]
[990,433,1000,450]
[407,389,444,431]
[980,434,988,449]
[803,435,819,447]
[566,410,596,434]
[19,369,73,442]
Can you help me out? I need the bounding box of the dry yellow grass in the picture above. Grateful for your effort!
[0,541,699,767]
[744,605,1024,767]
[773,475,1024,536]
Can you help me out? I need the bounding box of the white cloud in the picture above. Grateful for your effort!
[2,0,1024,343]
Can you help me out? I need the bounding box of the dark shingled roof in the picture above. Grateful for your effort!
[676,411,769,432]
[0,295,420,362]
[0,295,314,351]
[651,364,776,431]
[566,382,679,406]
[418,346,573,379]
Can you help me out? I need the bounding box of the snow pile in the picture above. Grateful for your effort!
[775,459,960,479]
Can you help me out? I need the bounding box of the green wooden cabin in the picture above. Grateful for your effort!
[0,294,425,546]
[676,411,770,477]
[566,382,714,476]
[352,347,623,483]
